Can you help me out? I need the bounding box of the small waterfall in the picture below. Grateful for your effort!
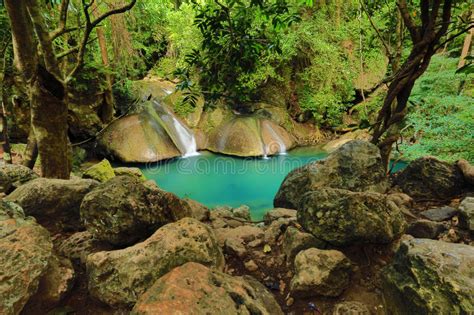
[147,99,199,157]
[263,122,287,155]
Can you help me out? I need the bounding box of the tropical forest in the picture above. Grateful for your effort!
[0,0,473,314]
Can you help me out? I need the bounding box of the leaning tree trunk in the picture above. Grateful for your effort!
[30,65,71,178]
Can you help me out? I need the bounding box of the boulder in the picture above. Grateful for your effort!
[420,206,458,222]
[82,159,115,182]
[263,208,297,224]
[5,178,98,231]
[406,219,447,239]
[290,248,352,297]
[131,262,283,315]
[394,157,465,200]
[98,112,181,163]
[232,205,251,221]
[457,159,474,185]
[282,226,326,263]
[332,301,370,315]
[0,201,53,315]
[113,167,146,180]
[275,140,388,209]
[56,231,113,265]
[80,176,173,246]
[298,188,406,246]
[382,238,474,314]
[459,197,474,232]
[86,218,224,307]
[158,192,210,222]
[0,163,38,194]
[215,225,264,247]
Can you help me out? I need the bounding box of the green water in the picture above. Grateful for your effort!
[140,147,407,219]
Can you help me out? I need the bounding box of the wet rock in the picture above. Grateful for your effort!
[0,201,53,315]
[332,301,370,315]
[394,157,465,200]
[282,226,326,263]
[457,159,474,185]
[86,218,224,307]
[275,140,388,209]
[56,231,113,265]
[382,238,474,314]
[263,208,297,224]
[406,219,447,239]
[28,255,75,308]
[82,159,115,182]
[131,262,283,315]
[5,178,98,231]
[420,206,458,222]
[80,176,175,246]
[0,163,38,194]
[290,248,352,297]
[113,167,146,180]
[298,188,406,246]
[459,197,474,232]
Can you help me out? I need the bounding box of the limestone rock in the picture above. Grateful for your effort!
[0,201,53,315]
[275,140,388,209]
[0,163,38,194]
[82,159,115,182]
[215,225,264,247]
[56,231,113,265]
[86,218,224,307]
[263,208,297,224]
[80,176,174,246]
[282,226,326,263]
[459,197,474,232]
[5,178,98,231]
[290,248,352,297]
[382,238,474,314]
[332,301,370,315]
[394,157,465,200]
[420,206,458,222]
[406,219,447,239]
[298,188,406,246]
[131,262,283,315]
[457,159,474,185]
[113,167,146,180]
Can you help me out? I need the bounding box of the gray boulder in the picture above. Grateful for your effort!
[0,163,38,194]
[382,238,474,314]
[86,218,224,307]
[282,226,326,263]
[275,140,388,209]
[406,219,447,239]
[298,188,406,246]
[131,262,283,315]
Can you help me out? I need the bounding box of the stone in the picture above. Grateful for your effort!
[224,238,247,258]
[290,248,352,297]
[80,176,175,246]
[406,219,447,239]
[394,157,465,200]
[113,166,146,180]
[56,231,113,265]
[275,140,388,209]
[0,201,53,315]
[131,262,283,315]
[215,225,264,247]
[420,206,458,222]
[282,226,326,263]
[264,218,292,245]
[263,208,297,224]
[457,159,474,185]
[82,159,115,182]
[5,178,98,231]
[332,301,370,315]
[28,255,75,308]
[298,188,406,246]
[232,205,251,221]
[382,238,474,314]
[159,193,210,222]
[86,218,224,307]
[0,163,38,194]
[459,197,474,232]
[210,206,244,229]
[244,260,259,272]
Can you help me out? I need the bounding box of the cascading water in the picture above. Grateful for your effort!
[263,122,287,155]
[146,99,199,157]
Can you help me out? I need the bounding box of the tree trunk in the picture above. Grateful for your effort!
[30,65,70,178]
[458,11,474,69]
[22,129,38,169]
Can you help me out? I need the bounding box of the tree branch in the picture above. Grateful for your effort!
[397,0,419,41]
[50,0,71,40]
[360,0,392,57]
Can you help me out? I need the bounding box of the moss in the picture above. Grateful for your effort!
[83,159,115,183]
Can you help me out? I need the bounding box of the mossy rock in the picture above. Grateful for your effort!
[83,159,115,183]
[113,167,146,181]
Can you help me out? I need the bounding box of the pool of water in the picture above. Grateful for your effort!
[140,147,407,220]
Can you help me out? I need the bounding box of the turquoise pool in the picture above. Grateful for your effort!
[140,147,406,219]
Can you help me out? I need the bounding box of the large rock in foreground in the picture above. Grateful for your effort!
[132,262,283,315]
[5,178,98,230]
[0,201,53,315]
[382,239,474,314]
[86,218,224,307]
[298,188,406,246]
[275,140,388,209]
[394,157,465,200]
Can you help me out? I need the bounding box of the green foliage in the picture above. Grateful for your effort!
[400,55,474,163]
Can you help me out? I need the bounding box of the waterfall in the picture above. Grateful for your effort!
[147,100,199,157]
[264,122,287,155]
